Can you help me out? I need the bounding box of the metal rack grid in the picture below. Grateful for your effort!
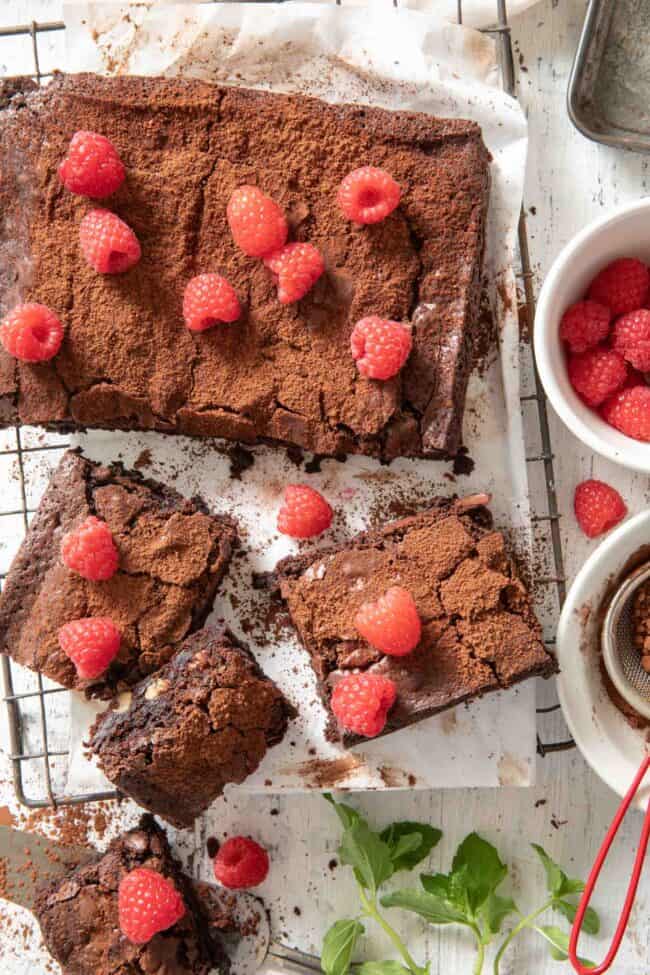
[0,0,573,810]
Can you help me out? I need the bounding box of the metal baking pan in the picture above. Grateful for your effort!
[568,0,650,153]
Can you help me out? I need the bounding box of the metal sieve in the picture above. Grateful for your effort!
[601,561,650,720]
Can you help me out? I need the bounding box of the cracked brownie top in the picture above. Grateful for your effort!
[35,815,229,975]
[0,450,236,697]
[275,496,556,745]
[0,73,489,459]
[90,626,292,828]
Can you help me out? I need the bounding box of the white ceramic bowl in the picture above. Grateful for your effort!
[535,198,650,474]
[557,509,650,809]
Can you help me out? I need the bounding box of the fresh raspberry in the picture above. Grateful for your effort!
[612,308,650,371]
[330,673,397,738]
[567,346,628,407]
[183,273,241,331]
[0,303,64,362]
[600,385,650,442]
[277,484,333,538]
[264,243,325,304]
[337,166,401,225]
[79,209,141,274]
[58,130,125,199]
[227,186,288,258]
[118,867,185,944]
[559,300,611,354]
[574,479,627,539]
[213,837,270,889]
[354,586,421,656]
[61,515,119,581]
[57,617,121,680]
[587,257,649,316]
[350,316,412,380]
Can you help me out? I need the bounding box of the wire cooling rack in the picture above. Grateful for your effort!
[0,0,574,809]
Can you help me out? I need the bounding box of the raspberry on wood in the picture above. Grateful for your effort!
[574,479,627,539]
[277,484,333,539]
[213,837,270,890]
[0,303,64,362]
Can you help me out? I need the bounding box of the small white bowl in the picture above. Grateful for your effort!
[535,198,650,474]
[557,509,650,808]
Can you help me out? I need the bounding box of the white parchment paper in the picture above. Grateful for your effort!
[55,2,533,793]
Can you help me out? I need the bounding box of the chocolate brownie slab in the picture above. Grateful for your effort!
[90,626,292,828]
[35,815,229,975]
[274,496,556,745]
[0,450,236,697]
[0,73,489,459]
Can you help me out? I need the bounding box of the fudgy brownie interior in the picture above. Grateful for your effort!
[90,626,293,828]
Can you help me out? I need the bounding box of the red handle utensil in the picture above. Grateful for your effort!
[569,754,650,974]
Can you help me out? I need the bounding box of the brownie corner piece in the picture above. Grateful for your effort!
[0,449,237,696]
[276,496,555,746]
[35,814,229,975]
[89,625,293,828]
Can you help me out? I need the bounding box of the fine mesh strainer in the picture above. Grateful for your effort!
[602,561,650,719]
[568,562,650,975]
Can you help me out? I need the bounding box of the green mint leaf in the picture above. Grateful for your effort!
[380,823,442,873]
[339,821,394,892]
[555,900,600,936]
[534,925,595,968]
[451,833,508,912]
[531,844,567,896]
[325,794,364,830]
[380,888,469,926]
[561,879,587,895]
[477,892,518,937]
[357,962,412,975]
[420,873,451,899]
[321,919,364,975]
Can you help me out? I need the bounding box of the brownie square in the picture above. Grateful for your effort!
[0,450,236,697]
[34,815,229,975]
[274,496,556,745]
[0,72,490,460]
[90,626,293,828]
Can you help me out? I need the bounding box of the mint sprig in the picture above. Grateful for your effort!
[320,796,600,975]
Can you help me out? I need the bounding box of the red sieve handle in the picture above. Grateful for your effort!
[569,754,650,975]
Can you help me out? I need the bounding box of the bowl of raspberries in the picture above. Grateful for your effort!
[535,199,650,472]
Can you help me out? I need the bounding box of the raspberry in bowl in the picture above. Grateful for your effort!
[535,199,650,473]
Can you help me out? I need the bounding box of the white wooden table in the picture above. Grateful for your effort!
[2,1,650,973]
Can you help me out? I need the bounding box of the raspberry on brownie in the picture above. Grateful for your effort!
[272,496,555,746]
[0,73,489,460]
[0,450,237,697]
[89,626,292,829]
[34,815,229,975]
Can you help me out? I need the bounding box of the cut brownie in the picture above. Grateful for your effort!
[90,626,293,828]
[35,815,229,975]
[0,450,236,697]
[0,72,490,460]
[274,496,556,745]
